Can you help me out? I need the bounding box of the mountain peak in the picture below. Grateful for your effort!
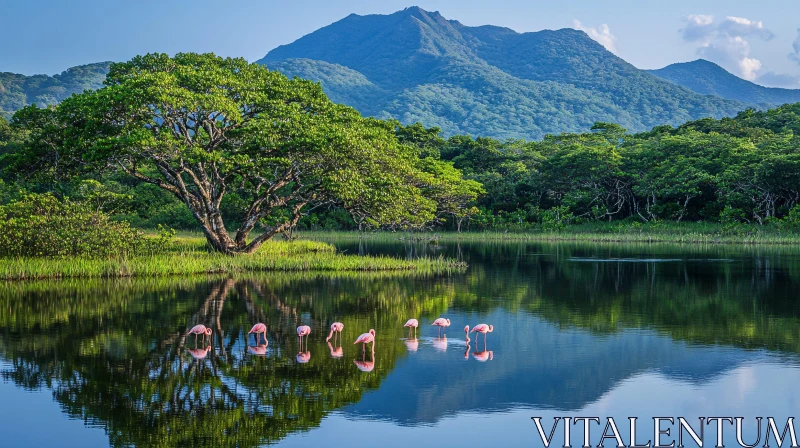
[649,59,800,107]
[257,8,749,140]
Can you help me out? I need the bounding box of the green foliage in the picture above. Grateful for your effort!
[0,193,157,257]
[8,53,449,253]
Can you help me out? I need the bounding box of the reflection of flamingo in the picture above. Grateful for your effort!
[354,350,375,372]
[404,338,419,352]
[472,350,494,362]
[186,324,213,347]
[326,322,344,343]
[296,351,311,364]
[247,344,268,356]
[327,341,343,358]
[470,324,494,344]
[187,346,211,360]
[432,336,448,352]
[464,325,471,359]
[248,323,267,345]
[431,318,451,337]
[354,329,376,354]
[404,319,419,338]
[297,325,311,351]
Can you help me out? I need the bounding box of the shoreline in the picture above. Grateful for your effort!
[0,239,466,281]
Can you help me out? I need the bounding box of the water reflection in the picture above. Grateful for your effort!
[187,346,212,360]
[247,344,268,356]
[1,241,800,446]
[328,341,344,358]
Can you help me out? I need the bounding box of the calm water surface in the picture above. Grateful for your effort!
[1,240,800,447]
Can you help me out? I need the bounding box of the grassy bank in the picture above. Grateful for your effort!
[0,238,466,281]
[299,221,800,245]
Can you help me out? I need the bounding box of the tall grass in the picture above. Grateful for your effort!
[0,239,466,280]
[299,222,800,245]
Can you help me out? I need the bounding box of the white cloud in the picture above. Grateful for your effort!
[681,14,715,43]
[718,16,774,40]
[573,20,617,54]
[790,29,800,65]
[680,14,774,81]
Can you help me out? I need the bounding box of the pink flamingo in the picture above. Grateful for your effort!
[404,318,419,338]
[247,344,268,356]
[296,351,311,364]
[326,322,344,343]
[404,338,419,352]
[472,350,494,362]
[470,323,494,344]
[297,325,311,351]
[431,318,451,337]
[354,329,376,354]
[187,346,211,360]
[248,323,267,345]
[186,324,213,347]
[327,341,344,358]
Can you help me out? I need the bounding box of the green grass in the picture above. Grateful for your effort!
[298,221,800,245]
[0,238,466,280]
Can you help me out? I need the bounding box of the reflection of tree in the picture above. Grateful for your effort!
[440,241,800,355]
[3,243,800,445]
[0,273,460,447]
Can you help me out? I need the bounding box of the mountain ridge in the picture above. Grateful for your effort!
[0,62,111,118]
[649,59,800,108]
[258,7,750,139]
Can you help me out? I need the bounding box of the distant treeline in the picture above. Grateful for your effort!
[397,103,800,230]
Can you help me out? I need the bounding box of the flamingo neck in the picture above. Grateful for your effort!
[488,325,494,332]
[326,329,334,341]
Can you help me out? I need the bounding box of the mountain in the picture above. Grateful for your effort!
[0,62,111,119]
[258,7,748,140]
[650,59,800,108]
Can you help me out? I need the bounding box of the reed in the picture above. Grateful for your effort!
[0,239,466,280]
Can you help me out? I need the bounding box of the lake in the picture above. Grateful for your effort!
[1,239,800,447]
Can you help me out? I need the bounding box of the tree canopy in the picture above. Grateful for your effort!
[7,53,478,253]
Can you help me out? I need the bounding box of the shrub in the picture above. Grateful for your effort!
[0,193,162,257]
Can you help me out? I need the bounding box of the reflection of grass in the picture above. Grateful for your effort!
[0,238,466,280]
[298,222,800,245]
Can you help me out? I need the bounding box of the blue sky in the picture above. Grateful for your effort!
[2,0,799,87]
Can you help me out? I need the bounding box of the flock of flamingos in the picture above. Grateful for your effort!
[185,318,495,371]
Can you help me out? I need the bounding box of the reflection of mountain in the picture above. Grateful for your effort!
[343,310,757,425]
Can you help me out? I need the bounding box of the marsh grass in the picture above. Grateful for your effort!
[299,222,800,246]
[0,238,466,280]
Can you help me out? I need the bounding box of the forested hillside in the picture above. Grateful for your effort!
[260,7,747,139]
[650,60,800,108]
[0,62,110,118]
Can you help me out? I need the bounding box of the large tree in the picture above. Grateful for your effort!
[9,53,438,253]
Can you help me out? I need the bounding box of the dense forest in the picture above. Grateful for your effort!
[2,59,800,235]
